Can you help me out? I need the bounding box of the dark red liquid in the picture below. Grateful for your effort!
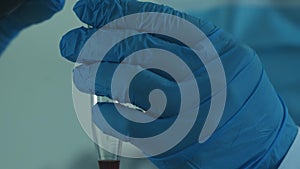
[98,160,120,169]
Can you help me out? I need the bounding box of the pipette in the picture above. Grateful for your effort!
[91,95,122,169]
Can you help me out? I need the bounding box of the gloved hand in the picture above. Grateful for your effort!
[60,0,298,168]
[0,0,65,55]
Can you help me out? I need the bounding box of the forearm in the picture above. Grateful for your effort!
[0,0,65,55]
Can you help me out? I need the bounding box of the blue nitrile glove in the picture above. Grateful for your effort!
[0,0,65,55]
[60,0,298,168]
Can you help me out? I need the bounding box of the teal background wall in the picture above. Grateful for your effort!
[0,1,99,168]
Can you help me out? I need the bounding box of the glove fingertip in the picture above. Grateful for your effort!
[49,0,65,12]
[60,27,96,62]
[73,0,96,26]
[73,66,89,93]
[59,31,78,62]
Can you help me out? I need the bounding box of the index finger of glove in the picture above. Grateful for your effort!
[73,0,217,38]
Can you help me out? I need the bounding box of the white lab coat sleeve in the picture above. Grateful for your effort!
[278,127,300,169]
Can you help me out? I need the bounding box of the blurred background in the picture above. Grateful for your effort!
[0,0,99,168]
